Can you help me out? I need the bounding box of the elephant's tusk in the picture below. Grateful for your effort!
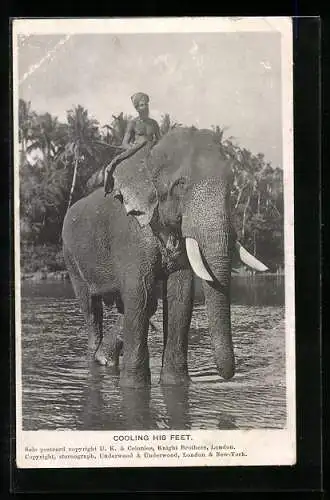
[185,238,213,282]
[235,241,269,272]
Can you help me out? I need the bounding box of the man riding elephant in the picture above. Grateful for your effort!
[123,92,161,148]
[103,92,161,194]
[63,125,269,388]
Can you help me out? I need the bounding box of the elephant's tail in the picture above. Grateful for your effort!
[62,244,85,284]
[161,280,168,369]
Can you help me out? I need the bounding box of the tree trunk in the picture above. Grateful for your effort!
[66,156,79,213]
[234,185,245,209]
[162,279,168,369]
[254,191,261,255]
[241,194,251,240]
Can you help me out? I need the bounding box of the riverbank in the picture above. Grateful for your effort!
[20,244,284,282]
[20,244,67,280]
[21,270,70,281]
[20,269,284,282]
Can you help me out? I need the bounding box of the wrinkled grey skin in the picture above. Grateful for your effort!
[62,127,236,388]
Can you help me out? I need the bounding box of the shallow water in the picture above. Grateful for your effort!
[20,276,286,430]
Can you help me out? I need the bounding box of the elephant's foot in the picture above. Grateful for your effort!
[213,347,235,380]
[89,334,123,368]
[161,356,190,385]
[88,338,99,352]
[160,369,191,386]
[94,347,108,366]
[107,336,124,371]
[120,368,151,388]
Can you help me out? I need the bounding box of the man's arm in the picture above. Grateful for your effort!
[121,120,135,149]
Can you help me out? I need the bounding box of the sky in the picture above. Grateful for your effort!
[18,32,282,167]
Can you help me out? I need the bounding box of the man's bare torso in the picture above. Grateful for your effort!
[123,117,160,148]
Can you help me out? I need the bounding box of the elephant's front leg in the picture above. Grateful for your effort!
[160,268,194,385]
[120,279,152,388]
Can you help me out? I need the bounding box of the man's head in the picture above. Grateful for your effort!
[131,92,150,117]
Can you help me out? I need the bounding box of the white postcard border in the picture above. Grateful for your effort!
[13,16,295,469]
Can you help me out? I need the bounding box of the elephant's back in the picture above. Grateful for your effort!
[62,188,130,251]
[62,188,137,287]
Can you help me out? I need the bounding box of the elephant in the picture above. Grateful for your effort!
[62,126,268,388]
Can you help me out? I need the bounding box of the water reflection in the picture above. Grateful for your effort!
[195,275,284,306]
[216,412,237,430]
[161,385,191,430]
[21,275,285,306]
[80,362,240,431]
[121,387,154,430]
[20,276,287,430]
[80,361,191,431]
[21,280,76,299]
[80,362,110,430]
[80,362,154,431]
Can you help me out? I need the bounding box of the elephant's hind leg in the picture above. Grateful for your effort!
[102,293,124,367]
[71,275,107,366]
[88,294,108,366]
[86,293,122,369]
[64,254,106,366]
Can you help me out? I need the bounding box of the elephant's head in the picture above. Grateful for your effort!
[107,127,267,380]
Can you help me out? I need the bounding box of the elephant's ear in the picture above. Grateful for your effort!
[112,157,158,227]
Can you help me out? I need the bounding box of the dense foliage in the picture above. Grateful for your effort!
[18,100,284,273]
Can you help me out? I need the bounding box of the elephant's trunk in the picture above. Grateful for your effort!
[201,256,235,379]
[182,178,235,379]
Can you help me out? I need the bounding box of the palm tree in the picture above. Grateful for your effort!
[101,124,113,145]
[55,105,103,212]
[159,113,182,135]
[212,125,236,159]
[25,112,64,169]
[160,113,171,136]
[212,125,227,144]
[103,112,131,145]
[32,113,59,159]
[18,99,36,164]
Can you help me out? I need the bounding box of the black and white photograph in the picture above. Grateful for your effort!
[13,17,295,468]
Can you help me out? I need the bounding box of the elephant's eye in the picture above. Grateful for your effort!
[114,191,123,204]
[126,209,145,217]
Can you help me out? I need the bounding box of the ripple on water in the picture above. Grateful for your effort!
[20,288,287,430]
